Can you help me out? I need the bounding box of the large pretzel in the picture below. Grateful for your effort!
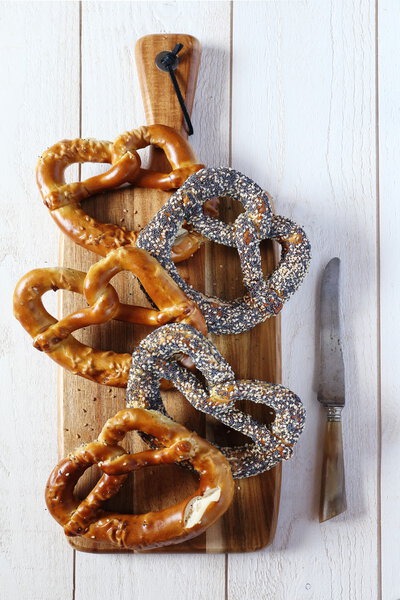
[137,167,311,333]
[45,408,234,551]
[36,124,207,261]
[126,324,306,478]
[32,246,207,352]
[13,248,206,388]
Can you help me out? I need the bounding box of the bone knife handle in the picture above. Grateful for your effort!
[319,406,347,522]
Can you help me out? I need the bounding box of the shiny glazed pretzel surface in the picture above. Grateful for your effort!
[13,247,206,388]
[36,124,206,261]
[126,323,306,478]
[45,408,234,551]
[137,167,311,334]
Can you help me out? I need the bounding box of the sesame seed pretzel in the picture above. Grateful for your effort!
[13,248,206,388]
[126,324,306,478]
[36,124,207,261]
[45,408,234,551]
[137,167,311,334]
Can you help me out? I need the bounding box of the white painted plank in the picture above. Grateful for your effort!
[229,2,378,599]
[378,2,400,598]
[0,2,79,599]
[75,3,230,599]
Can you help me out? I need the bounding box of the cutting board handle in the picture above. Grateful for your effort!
[135,34,201,137]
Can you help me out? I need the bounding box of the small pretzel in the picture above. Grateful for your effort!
[126,324,306,478]
[45,408,234,551]
[137,167,311,334]
[13,249,206,387]
[36,124,206,261]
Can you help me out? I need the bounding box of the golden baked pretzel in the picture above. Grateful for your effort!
[45,408,234,551]
[32,246,207,352]
[13,249,206,387]
[36,124,206,261]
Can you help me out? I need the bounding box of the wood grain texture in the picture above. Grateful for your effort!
[228,2,378,599]
[0,2,78,599]
[378,2,400,597]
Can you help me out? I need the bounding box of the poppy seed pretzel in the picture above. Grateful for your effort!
[126,324,306,478]
[45,408,234,551]
[36,124,207,262]
[137,167,311,334]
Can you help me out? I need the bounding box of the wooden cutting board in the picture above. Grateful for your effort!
[58,33,281,553]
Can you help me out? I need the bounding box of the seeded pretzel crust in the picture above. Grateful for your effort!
[45,408,234,551]
[126,323,306,478]
[137,167,311,334]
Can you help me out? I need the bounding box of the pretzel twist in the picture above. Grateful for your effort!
[36,124,206,261]
[13,248,206,387]
[137,167,311,334]
[126,324,306,478]
[45,408,234,551]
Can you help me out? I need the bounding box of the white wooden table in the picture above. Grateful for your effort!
[1,2,399,599]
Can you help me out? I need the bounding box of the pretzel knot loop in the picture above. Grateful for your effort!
[137,167,311,334]
[126,323,306,478]
[45,408,234,551]
[36,124,206,261]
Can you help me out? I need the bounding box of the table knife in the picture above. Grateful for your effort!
[318,257,347,522]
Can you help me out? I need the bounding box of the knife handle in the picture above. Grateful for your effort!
[319,406,347,522]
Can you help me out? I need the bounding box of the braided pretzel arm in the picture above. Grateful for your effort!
[45,408,234,551]
[36,125,208,262]
[126,324,306,478]
[137,167,311,334]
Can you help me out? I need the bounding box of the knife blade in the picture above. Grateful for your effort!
[318,257,347,522]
